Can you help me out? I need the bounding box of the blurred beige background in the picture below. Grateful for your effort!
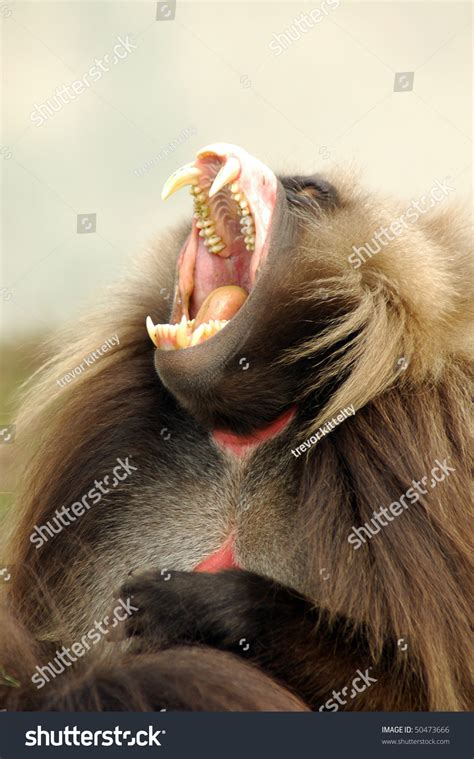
[0,0,472,409]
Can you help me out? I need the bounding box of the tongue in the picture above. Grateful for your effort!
[194,285,247,328]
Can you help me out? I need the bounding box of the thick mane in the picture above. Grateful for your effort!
[2,227,181,622]
[283,170,473,437]
[286,173,473,709]
[299,367,472,709]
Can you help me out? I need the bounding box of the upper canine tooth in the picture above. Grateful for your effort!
[146,316,158,347]
[208,157,241,198]
[161,163,201,200]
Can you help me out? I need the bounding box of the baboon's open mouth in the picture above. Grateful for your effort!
[146,143,278,350]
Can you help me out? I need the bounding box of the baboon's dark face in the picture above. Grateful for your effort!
[148,143,340,433]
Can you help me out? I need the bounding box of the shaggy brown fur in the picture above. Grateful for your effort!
[0,167,472,712]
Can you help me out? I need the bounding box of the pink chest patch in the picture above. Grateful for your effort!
[194,535,238,572]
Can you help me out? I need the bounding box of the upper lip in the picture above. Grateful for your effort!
[146,143,278,352]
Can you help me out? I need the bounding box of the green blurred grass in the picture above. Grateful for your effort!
[0,339,45,415]
[0,337,47,520]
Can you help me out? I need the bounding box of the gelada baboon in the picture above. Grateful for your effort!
[0,143,472,711]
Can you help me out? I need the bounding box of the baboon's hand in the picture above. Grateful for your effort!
[117,568,303,657]
[114,569,386,710]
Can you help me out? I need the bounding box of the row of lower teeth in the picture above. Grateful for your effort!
[149,315,229,350]
[190,181,256,254]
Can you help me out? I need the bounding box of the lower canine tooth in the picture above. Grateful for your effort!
[146,316,158,347]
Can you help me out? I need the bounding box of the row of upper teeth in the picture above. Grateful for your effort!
[230,182,256,251]
[146,315,229,350]
[191,181,256,254]
[160,158,257,255]
[190,185,226,254]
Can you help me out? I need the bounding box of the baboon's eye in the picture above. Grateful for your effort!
[280,174,340,211]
